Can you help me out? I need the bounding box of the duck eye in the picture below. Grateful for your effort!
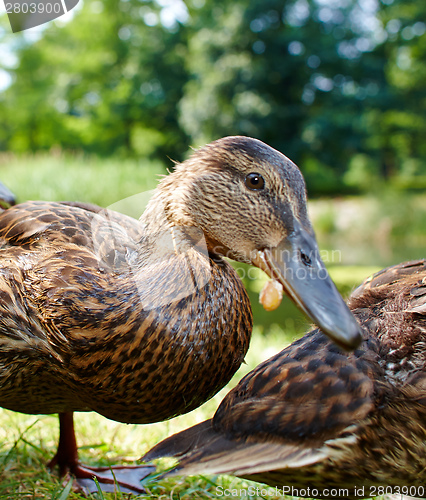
[245,173,265,190]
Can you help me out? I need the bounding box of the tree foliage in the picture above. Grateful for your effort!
[0,0,425,195]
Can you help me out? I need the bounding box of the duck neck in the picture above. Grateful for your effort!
[139,178,239,265]
[129,188,213,308]
[141,168,196,234]
[136,180,208,264]
[140,193,175,237]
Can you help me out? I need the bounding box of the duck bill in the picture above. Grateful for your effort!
[0,182,15,207]
[252,224,362,350]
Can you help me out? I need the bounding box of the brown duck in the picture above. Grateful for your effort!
[0,136,361,493]
[144,259,426,499]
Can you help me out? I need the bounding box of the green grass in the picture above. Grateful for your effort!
[0,152,402,499]
[0,330,292,500]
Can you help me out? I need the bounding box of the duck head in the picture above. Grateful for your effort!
[151,136,362,350]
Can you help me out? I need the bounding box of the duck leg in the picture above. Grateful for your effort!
[48,412,154,494]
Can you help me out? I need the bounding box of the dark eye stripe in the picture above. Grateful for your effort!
[245,173,265,190]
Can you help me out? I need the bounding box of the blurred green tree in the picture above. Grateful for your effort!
[180,0,392,194]
[0,0,189,160]
[0,0,425,195]
[365,0,426,189]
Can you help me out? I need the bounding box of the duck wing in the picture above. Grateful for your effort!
[0,200,142,270]
[0,200,144,344]
[143,419,330,476]
[144,328,380,477]
[0,201,145,412]
[350,259,426,298]
[59,200,144,246]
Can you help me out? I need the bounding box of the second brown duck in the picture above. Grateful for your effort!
[144,259,426,499]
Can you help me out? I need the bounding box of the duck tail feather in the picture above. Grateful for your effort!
[143,419,328,480]
[169,441,327,479]
[142,419,215,462]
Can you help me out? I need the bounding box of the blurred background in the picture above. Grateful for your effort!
[0,0,426,339]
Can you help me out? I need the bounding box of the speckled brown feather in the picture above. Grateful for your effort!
[144,260,426,498]
[0,199,251,423]
[0,137,316,427]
